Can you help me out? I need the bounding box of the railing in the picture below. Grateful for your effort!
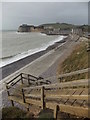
[6,68,90,119]
[58,68,89,82]
[22,78,89,118]
[5,73,51,89]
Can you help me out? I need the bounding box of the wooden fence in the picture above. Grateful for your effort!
[5,68,90,119]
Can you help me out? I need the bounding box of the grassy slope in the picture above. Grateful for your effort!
[2,107,34,119]
[57,40,88,81]
[40,23,77,30]
[40,23,88,31]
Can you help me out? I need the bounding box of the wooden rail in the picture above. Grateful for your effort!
[5,68,90,119]
[38,68,89,83]
[23,82,89,118]
[5,73,51,89]
[58,68,89,82]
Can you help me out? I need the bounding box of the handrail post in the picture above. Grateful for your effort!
[54,105,58,119]
[41,86,45,109]
[21,73,23,84]
[6,84,10,96]
[28,74,30,85]
[22,89,25,103]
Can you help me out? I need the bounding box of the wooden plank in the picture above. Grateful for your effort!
[45,95,89,101]
[46,102,89,118]
[58,68,90,79]
[59,104,89,118]
[41,86,45,109]
[25,98,42,106]
[23,79,89,92]
[25,94,41,99]
[7,78,21,88]
[6,74,21,84]
[22,73,38,79]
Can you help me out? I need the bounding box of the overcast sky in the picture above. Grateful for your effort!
[1,2,88,30]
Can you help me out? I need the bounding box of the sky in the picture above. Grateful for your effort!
[0,1,88,30]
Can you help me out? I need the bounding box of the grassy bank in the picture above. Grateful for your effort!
[57,39,89,81]
[40,23,88,32]
[2,107,54,119]
[2,107,34,119]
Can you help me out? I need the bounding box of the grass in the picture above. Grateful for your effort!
[40,23,88,32]
[2,107,34,119]
[2,107,53,119]
[38,109,54,120]
[57,40,89,81]
[40,23,77,30]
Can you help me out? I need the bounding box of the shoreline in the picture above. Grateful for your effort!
[1,36,67,79]
[1,34,81,109]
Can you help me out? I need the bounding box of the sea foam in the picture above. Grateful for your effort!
[0,34,66,68]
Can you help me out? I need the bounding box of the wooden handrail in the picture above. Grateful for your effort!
[6,73,22,84]
[5,68,90,118]
[23,79,89,91]
[58,68,90,79]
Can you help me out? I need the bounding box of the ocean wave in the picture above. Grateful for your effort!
[0,35,66,68]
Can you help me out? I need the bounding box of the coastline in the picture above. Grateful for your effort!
[1,36,67,79]
[1,34,82,109]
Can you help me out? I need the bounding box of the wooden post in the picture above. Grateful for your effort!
[41,86,45,109]
[22,89,25,103]
[6,85,10,96]
[28,74,30,85]
[27,107,29,111]
[21,73,23,84]
[11,100,14,106]
[54,105,58,119]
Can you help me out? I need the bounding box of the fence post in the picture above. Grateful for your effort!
[22,89,25,103]
[54,105,58,119]
[21,73,23,84]
[6,84,10,96]
[41,86,45,109]
[28,74,30,85]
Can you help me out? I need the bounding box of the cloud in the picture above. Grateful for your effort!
[2,2,88,30]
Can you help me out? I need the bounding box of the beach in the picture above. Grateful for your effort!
[1,34,82,109]
[0,33,80,107]
[1,36,67,79]
[1,34,80,86]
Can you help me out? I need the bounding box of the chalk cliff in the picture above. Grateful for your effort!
[18,24,44,32]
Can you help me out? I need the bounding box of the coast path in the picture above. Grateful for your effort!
[0,34,82,109]
[1,34,81,91]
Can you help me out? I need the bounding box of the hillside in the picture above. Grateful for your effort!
[40,23,77,30]
[57,38,89,81]
[39,23,88,32]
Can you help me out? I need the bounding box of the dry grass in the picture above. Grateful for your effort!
[57,40,89,81]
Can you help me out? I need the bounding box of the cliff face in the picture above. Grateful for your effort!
[18,24,44,32]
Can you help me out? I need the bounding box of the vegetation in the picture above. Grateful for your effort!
[2,107,54,119]
[40,23,77,30]
[77,25,88,32]
[38,109,53,120]
[57,40,88,81]
[2,107,34,119]
[40,23,88,31]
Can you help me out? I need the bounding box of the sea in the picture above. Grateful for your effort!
[0,31,65,68]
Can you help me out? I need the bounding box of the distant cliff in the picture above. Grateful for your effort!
[18,24,44,32]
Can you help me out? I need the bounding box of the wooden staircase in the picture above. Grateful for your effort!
[5,68,90,119]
